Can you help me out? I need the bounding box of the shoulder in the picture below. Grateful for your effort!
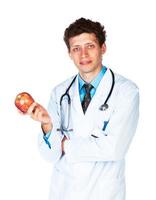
[55,75,77,91]
[114,72,139,92]
[50,75,77,98]
[105,69,139,106]
[107,70,139,104]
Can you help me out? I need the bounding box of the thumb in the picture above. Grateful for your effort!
[27,102,38,115]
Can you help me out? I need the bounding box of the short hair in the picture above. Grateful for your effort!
[64,18,106,51]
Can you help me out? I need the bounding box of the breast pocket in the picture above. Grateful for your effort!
[95,105,115,135]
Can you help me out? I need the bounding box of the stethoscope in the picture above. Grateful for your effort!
[58,69,115,134]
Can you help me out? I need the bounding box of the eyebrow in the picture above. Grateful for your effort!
[71,41,97,48]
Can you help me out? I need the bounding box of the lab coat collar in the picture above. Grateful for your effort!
[71,68,113,117]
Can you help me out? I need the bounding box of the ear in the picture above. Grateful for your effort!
[101,43,106,54]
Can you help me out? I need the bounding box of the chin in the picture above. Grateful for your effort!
[79,64,96,73]
[79,63,92,70]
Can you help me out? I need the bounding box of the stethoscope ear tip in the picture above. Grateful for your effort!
[99,104,109,111]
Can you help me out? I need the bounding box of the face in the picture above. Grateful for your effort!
[69,33,106,79]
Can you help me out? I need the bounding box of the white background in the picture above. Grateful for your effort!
[0,0,155,199]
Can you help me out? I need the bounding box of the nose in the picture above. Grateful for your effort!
[81,47,88,58]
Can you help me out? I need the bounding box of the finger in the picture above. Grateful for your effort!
[35,109,50,124]
[32,105,38,114]
[27,102,38,115]
[31,106,41,120]
[37,111,46,123]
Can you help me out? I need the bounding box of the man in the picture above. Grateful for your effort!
[28,18,139,200]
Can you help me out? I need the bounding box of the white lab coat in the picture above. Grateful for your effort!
[38,68,139,200]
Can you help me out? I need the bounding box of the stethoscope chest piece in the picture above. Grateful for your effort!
[99,103,109,111]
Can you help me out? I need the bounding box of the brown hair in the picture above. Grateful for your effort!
[64,18,106,51]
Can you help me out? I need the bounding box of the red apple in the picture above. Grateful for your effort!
[15,92,35,113]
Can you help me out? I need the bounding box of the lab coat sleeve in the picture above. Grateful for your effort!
[64,82,139,163]
[38,89,62,163]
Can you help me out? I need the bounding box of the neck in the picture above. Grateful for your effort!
[79,66,102,83]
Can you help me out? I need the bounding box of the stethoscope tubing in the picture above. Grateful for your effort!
[60,75,77,106]
[99,69,115,110]
[59,68,115,132]
[60,68,115,109]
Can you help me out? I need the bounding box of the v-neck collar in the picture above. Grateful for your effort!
[71,68,113,117]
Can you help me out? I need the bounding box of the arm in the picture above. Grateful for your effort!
[28,89,63,163]
[63,82,139,163]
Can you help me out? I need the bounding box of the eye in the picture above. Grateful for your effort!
[87,44,95,49]
[71,47,81,52]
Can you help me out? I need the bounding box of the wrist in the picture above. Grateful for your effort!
[41,122,52,135]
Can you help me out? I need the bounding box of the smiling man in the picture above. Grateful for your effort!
[28,18,139,200]
[69,32,106,82]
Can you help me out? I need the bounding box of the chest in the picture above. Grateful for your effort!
[69,91,116,138]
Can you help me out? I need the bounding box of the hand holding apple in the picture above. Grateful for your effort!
[15,92,52,133]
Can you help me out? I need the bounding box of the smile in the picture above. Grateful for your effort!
[80,60,92,65]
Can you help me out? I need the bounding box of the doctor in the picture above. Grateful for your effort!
[28,18,139,200]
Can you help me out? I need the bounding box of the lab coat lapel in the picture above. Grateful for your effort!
[69,69,113,137]
[85,68,113,117]
[71,76,84,116]
[70,68,113,118]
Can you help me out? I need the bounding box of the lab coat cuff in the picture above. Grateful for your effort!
[38,130,63,163]
[43,131,52,149]
[43,132,51,149]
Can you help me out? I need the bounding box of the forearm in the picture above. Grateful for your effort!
[64,89,139,163]
[38,129,62,163]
